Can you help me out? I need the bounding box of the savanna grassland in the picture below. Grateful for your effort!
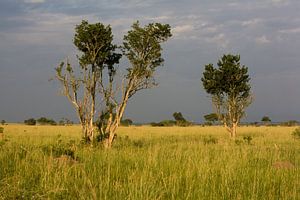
[0,125,299,199]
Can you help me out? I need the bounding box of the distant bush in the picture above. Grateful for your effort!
[24,118,36,125]
[37,117,57,125]
[203,135,218,145]
[1,120,5,125]
[59,118,74,126]
[150,120,176,127]
[176,120,192,127]
[203,113,218,125]
[292,127,300,139]
[0,127,4,133]
[203,122,213,126]
[281,120,298,127]
[121,119,133,126]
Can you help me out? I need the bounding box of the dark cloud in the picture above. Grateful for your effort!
[0,0,300,123]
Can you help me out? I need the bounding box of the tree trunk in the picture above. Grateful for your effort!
[231,122,237,138]
[104,130,116,148]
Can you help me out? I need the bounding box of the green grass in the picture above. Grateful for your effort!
[0,125,299,199]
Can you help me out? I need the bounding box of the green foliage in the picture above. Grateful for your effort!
[173,112,186,122]
[202,54,250,97]
[121,119,133,126]
[24,118,36,125]
[37,117,57,125]
[292,127,300,139]
[204,113,218,124]
[0,127,3,133]
[123,22,172,91]
[261,116,271,123]
[74,20,121,67]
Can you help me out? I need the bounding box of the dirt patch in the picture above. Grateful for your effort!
[272,161,295,169]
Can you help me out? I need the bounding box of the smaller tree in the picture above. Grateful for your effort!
[24,118,36,125]
[261,116,271,125]
[204,113,218,125]
[1,120,5,125]
[201,54,252,137]
[172,112,191,126]
[173,112,186,122]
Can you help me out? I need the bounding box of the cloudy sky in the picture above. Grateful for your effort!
[1,0,300,123]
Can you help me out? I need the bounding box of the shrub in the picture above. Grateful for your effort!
[24,118,36,125]
[235,139,243,145]
[42,137,76,159]
[1,120,5,125]
[203,135,218,145]
[243,135,253,144]
[0,127,4,133]
[150,120,176,127]
[37,117,57,125]
[292,127,300,139]
[176,120,192,127]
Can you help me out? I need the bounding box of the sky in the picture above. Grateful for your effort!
[0,0,300,123]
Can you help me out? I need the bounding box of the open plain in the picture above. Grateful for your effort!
[0,125,299,199]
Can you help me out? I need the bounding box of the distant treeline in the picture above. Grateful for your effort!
[24,117,74,126]
[17,116,300,127]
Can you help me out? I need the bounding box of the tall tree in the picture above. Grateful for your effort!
[55,20,121,141]
[201,54,252,137]
[97,22,171,148]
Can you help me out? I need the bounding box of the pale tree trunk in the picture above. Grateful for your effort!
[103,84,131,148]
[231,122,237,138]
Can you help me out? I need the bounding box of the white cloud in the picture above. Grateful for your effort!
[269,0,290,6]
[207,33,229,48]
[255,35,271,44]
[3,13,97,46]
[279,27,300,34]
[172,25,194,36]
[145,15,171,21]
[241,18,262,27]
[24,0,45,3]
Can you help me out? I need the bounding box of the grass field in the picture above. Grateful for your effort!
[0,125,299,199]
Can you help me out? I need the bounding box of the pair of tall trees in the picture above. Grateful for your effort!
[56,20,252,142]
[56,20,171,147]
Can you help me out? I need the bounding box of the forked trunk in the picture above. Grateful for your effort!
[81,122,95,142]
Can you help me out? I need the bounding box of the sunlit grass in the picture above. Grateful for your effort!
[0,124,299,199]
